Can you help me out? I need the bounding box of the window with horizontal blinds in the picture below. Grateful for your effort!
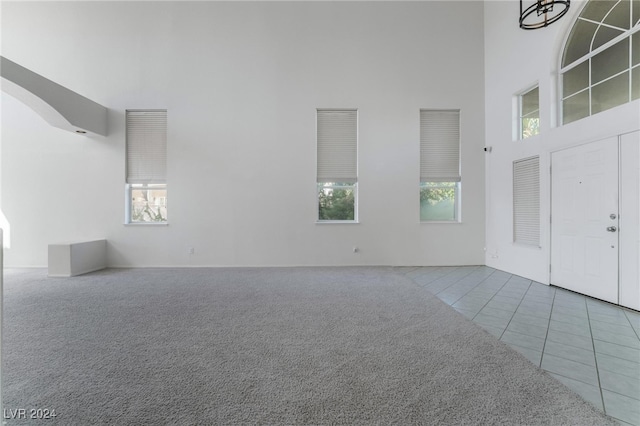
[317,109,357,183]
[420,110,461,182]
[513,156,540,246]
[126,110,167,184]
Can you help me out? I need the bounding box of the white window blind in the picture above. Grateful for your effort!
[317,109,357,183]
[513,156,540,246]
[126,110,167,184]
[420,109,461,182]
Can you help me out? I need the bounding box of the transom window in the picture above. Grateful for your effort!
[561,0,640,124]
[519,85,540,139]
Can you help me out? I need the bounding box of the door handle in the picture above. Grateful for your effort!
[607,226,617,232]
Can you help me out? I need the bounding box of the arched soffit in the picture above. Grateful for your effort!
[1,56,108,136]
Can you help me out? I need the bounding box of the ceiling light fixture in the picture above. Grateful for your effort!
[520,0,570,30]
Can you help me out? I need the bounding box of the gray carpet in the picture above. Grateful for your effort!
[3,267,616,425]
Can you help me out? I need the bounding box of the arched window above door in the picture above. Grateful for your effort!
[561,0,640,124]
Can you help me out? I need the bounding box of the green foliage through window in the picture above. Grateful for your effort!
[318,183,355,221]
[420,182,458,221]
[520,86,540,139]
[522,117,540,139]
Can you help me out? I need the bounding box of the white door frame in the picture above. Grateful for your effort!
[549,137,620,304]
[549,132,640,309]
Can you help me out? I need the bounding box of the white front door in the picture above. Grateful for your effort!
[551,138,619,304]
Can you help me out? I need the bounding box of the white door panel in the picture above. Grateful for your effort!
[620,131,640,310]
[551,138,619,304]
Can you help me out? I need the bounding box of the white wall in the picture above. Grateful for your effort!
[484,1,640,283]
[1,1,486,267]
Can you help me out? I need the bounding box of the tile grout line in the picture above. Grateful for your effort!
[398,265,435,284]
[406,265,488,301]
[433,266,495,302]
[465,272,516,318]
[622,309,640,341]
[410,267,506,324]
[593,346,640,366]
[402,266,469,291]
[539,288,558,368]
[474,277,534,341]
[424,266,483,292]
[585,298,608,418]
[410,267,638,424]
[586,312,640,352]
[598,387,640,403]
[408,266,453,285]
[591,330,640,352]
[545,308,639,358]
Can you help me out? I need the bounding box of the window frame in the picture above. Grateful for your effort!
[419,181,461,223]
[125,183,168,225]
[125,109,168,225]
[419,109,462,223]
[559,1,640,125]
[518,84,540,140]
[317,182,358,223]
[316,109,359,223]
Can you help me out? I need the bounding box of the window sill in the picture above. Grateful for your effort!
[420,221,462,224]
[124,222,169,227]
[316,221,359,224]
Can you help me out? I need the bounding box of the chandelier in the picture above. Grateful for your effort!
[520,0,570,30]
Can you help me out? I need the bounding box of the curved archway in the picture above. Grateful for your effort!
[559,0,640,125]
[0,56,108,136]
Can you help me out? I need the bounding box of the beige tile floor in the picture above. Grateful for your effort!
[400,266,640,426]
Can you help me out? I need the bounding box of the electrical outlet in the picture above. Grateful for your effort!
[188,247,195,255]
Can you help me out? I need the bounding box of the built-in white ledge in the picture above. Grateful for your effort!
[0,56,108,136]
[48,239,107,277]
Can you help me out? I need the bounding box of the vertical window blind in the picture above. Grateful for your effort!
[420,110,461,182]
[126,110,167,184]
[316,109,358,183]
[513,156,540,246]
